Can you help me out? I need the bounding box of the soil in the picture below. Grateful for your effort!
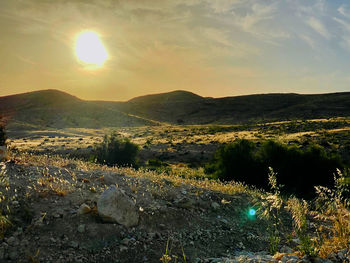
[0,159,281,263]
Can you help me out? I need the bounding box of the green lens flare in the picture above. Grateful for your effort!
[248,208,256,216]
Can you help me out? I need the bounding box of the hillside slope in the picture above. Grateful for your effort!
[0,90,156,130]
[116,91,350,124]
[1,89,350,129]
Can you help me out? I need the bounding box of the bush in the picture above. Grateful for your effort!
[0,126,6,146]
[205,139,264,186]
[206,139,344,198]
[93,133,139,167]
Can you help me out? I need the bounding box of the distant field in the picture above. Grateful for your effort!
[8,117,350,167]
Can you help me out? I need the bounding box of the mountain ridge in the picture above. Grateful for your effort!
[1,89,350,129]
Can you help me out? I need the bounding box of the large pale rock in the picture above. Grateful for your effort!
[97,185,139,227]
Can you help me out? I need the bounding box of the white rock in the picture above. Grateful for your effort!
[97,185,139,227]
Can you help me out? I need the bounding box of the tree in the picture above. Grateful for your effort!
[94,133,139,167]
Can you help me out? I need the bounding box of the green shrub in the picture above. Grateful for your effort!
[146,159,169,172]
[206,139,344,198]
[205,139,264,185]
[258,141,342,198]
[0,126,6,146]
[93,133,139,167]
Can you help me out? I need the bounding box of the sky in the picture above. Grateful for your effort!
[1,0,350,101]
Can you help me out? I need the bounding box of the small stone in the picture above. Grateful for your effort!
[327,252,336,261]
[70,241,79,248]
[121,238,131,245]
[77,203,91,215]
[291,238,300,244]
[0,247,4,260]
[8,250,18,260]
[77,224,85,233]
[103,173,123,185]
[280,246,293,253]
[313,257,332,263]
[119,245,128,252]
[147,232,156,240]
[337,248,348,259]
[211,202,220,210]
[281,254,299,263]
[238,241,245,249]
[6,236,16,246]
[220,218,228,224]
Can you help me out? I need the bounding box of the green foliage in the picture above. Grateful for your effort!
[0,126,6,146]
[93,133,139,167]
[206,139,344,198]
[205,139,264,186]
[146,159,170,173]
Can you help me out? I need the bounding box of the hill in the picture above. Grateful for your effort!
[0,90,156,130]
[116,91,350,124]
[1,89,350,130]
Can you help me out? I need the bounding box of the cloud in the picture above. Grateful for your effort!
[306,17,330,39]
[299,34,316,49]
[338,5,350,17]
[205,0,242,14]
[333,17,350,32]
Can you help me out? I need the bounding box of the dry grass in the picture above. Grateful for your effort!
[317,204,350,257]
[33,167,73,197]
[12,151,250,196]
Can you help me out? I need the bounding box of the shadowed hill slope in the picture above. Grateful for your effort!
[0,89,156,130]
[116,91,350,124]
[1,89,350,129]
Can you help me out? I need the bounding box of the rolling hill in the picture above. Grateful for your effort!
[115,90,350,124]
[0,89,156,130]
[1,89,350,130]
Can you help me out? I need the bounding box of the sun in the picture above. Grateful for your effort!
[75,31,108,68]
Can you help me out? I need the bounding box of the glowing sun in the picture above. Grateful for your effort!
[75,31,108,67]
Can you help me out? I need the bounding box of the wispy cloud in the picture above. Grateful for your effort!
[338,5,350,17]
[333,17,350,31]
[299,34,316,49]
[306,17,330,39]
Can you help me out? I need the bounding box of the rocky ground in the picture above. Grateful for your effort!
[0,155,349,263]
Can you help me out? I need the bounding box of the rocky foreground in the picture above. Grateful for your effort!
[0,156,348,263]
